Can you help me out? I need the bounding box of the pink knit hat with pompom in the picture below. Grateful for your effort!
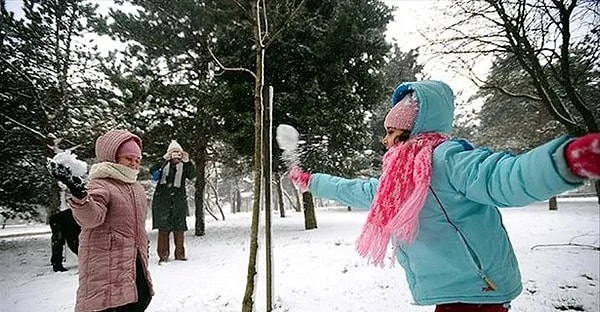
[384,92,418,131]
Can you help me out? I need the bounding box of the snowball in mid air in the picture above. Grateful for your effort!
[276,124,300,151]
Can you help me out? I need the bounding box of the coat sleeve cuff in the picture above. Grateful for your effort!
[553,138,585,184]
[69,195,90,208]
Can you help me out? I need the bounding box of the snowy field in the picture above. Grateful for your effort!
[0,198,598,312]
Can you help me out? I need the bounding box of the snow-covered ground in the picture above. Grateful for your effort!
[0,198,598,312]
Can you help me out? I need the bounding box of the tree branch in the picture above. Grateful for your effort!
[479,84,542,102]
[0,112,47,140]
[264,0,306,48]
[531,243,599,251]
[206,43,257,79]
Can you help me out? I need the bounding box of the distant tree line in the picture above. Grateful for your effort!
[1,0,597,225]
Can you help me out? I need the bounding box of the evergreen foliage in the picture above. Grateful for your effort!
[473,51,599,153]
[0,0,428,222]
[0,0,102,221]
[264,0,395,178]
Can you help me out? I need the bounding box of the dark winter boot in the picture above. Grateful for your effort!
[174,231,186,261]
[53,263,68,272]
[157,230,170,263]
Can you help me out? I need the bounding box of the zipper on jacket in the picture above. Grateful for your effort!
[429,186,498,292]
[130,184,139,251]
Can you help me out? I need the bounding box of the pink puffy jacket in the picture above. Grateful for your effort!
[69,130,153,311]
[71,179,153,311]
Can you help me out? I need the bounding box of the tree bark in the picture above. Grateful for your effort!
[303,192,318,230]
[549,196,558,211]
[294,189,302,212]
[262,86,273,311]
[275,173,286,218]
[235,189,242,213]
[242,15,265,312]
[193,145,206,236]
[594,180,600,206]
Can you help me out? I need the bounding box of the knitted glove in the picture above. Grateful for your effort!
[151,169,161,182]
[47,160,87,199]
[289,165,311,193]
[565,133,600,179]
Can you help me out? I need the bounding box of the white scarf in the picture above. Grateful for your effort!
[160,162,184,188]
[89,162,139,184]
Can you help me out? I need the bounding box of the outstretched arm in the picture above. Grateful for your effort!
[441,136,584,207]
[290,166,378,209]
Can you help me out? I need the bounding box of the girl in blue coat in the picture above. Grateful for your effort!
[289,80,600,312]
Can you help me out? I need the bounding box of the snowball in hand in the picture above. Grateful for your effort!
[51,151,88,177]
[276,124,300,151]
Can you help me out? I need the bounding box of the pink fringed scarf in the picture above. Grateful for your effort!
[356,132,449,267]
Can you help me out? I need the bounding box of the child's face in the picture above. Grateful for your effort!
[170,151,183,163]
[117,155,141,170]
[381,127,410,150]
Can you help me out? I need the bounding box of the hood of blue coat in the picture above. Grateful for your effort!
[390,80,455,136]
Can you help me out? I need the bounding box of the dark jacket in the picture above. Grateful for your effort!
[151,160,197,231]
[50,209,81,254]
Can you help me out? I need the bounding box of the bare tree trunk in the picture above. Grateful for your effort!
[594,180,600,206]
[236,189,242,213]
[262,86,273,311]
[280,187,298,212]
[193,144,206,236]
[242,21,265,312]
[46,141,61,223]
[549,196,558,211]
[47,178,62,223]
[206,180,225,220]
[294,189,302,212]
[234,2,306,310]
[203,200,219,221]
[303,192,317,230]
[275,173,286,218]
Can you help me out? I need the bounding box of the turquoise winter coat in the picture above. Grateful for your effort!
[309,80,583,306]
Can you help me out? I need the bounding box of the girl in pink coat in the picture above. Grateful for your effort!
[52,129,154,312]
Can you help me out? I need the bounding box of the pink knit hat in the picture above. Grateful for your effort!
[95,130,142,163]
[116,138,142,158]
[384,92,418,131]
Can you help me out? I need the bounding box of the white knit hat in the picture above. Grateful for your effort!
[163,140,189,162]
[167,140,182,153]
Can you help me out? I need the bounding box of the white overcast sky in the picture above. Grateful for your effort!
[383,0,489,107]
[5,0,484,110]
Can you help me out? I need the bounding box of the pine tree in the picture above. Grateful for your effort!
[0,0,101,221]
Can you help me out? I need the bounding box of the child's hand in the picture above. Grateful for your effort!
[47,160,87,199]
[565,133,600,179]
[289,165,311,193]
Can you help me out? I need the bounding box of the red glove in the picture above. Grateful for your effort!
[289,165,311,193]
[565,133,600,179]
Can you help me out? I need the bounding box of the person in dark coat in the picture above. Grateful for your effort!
[151,140,196,264]
[49,208,81,272]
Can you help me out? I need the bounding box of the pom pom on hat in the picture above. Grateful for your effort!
[116,138,142,158]
[384,92,418,131]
